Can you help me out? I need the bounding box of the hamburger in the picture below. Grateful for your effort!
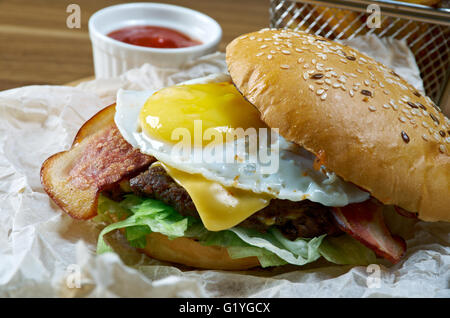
[41,29,450,270]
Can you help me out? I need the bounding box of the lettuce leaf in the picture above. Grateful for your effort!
[96,195,193,254]
[319,235,378,265]
[96,194,378,267]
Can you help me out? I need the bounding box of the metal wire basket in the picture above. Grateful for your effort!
[270,0,450,107]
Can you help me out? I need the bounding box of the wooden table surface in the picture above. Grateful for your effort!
[0,0,269,91]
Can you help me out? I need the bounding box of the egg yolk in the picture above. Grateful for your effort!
[139,82,267,146]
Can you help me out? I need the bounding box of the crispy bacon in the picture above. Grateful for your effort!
[332,200,406,264]
[394,206,418,219]
[40,104,155,219]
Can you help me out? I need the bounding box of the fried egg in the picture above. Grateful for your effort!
[115,73,368,208]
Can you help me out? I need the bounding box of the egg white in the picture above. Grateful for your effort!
[115,73,369,206]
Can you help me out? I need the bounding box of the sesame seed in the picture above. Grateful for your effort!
[383,104,390,109]
[422,121,429,128]
[356,68,363,73]
[280,64,290,69]
[361,90,372,97]
[401,131,410,143]
[383,90,390,95]
[338,76,347,83]
[332,83,341,88]
[379,82,385,88]
[250,36,255,40]
[364,80,370,86]
[325,78,332,85]
[303,72,309,80]
[321,93,327,101]
[340,58,348,64]
[368,105,376,112]
[316,89,325,95]
[439,145,446,154]
[311,73,324,79]
[309,85,314,91]
[256,52,264,57]
[430,113,440,125]
[399,116,407,123]
[270,50,276,54]
[317,53,327,60]
[316,80,324,84]
[282,50,291,55]
[267,54,273,60]
[303,64,310,69]
[260,44,268,49]
[422,134,429,141]
[417,102,426,110]
[297,57,304,63]
[295,48,303,53]
[312,59,317,65]
[433,133,440,141]
[349,89,355,97]
[414,109,422,117]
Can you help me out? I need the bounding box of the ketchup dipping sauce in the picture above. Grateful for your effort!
[107,25,202,49]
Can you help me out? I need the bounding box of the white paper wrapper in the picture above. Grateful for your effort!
[0,40,448,298]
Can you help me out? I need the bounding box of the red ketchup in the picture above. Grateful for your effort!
[107,25,201,49]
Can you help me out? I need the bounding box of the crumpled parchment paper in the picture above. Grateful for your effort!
[0,37,449,298]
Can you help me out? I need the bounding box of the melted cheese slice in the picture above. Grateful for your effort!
[157,162,272,231]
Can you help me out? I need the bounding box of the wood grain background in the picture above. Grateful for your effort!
[0,0,269,91]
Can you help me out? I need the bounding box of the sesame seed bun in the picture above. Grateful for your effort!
[226,29,450,222]
[140,232,260,270]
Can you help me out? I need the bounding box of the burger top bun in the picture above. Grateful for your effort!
[226,29,450,222]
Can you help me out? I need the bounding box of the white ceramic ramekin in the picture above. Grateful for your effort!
[88,3,222,78]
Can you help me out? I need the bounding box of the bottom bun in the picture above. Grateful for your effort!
[139,232,260,270]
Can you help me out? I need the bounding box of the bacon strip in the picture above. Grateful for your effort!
[40,104,155,219]
[394,206,418,219]
[332,200,406,264]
